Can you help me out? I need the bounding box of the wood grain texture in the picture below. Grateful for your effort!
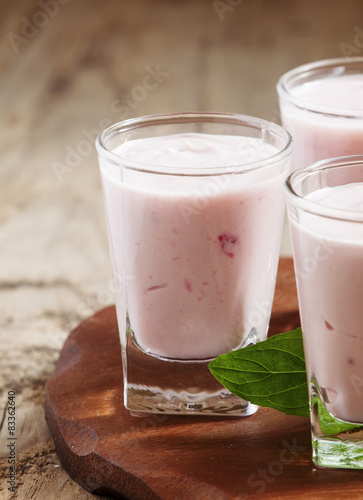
[1,0,363,498]
[44,297,363,499]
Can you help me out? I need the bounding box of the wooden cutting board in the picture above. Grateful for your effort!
[44,259,363,499]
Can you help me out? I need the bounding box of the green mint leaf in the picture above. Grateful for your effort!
[208,328,309,418]
[312,396,363,436]
[209,328,363,434]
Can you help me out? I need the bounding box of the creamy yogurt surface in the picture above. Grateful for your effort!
[306,182,363,211]
[116,132,279,169]
[291,74,363,111]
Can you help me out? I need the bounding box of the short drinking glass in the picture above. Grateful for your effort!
[96,112,293,416]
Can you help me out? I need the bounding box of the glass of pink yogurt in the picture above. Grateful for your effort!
[277,57,363,171]
[285,155,363,469]
[96,112,293,416]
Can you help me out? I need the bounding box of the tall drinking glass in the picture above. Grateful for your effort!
[96,112,293,416]
[285,156,363,469]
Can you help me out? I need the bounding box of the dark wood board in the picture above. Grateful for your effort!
[44,259,363,499]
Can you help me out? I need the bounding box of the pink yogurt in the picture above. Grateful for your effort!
[290,182,363,423]
[101,133,289,360]
[279,74,363,170]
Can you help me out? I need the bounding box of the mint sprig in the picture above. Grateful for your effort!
[209,328,363,434]
[208,328,309,418]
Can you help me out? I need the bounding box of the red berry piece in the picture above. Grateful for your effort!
[184,279,193,292]
[218,233,238,258]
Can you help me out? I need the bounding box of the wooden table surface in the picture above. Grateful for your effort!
[1,1,363,498]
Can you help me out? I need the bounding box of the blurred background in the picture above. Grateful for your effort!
[1,0,363,496]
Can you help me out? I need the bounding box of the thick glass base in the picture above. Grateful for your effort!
[310,387,363,469]
[122,335,258,417]
[312,432,363,469]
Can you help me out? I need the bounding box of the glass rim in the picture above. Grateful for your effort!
[95,112,293,176]
[284,155,363,222]
[277,57,363,118]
